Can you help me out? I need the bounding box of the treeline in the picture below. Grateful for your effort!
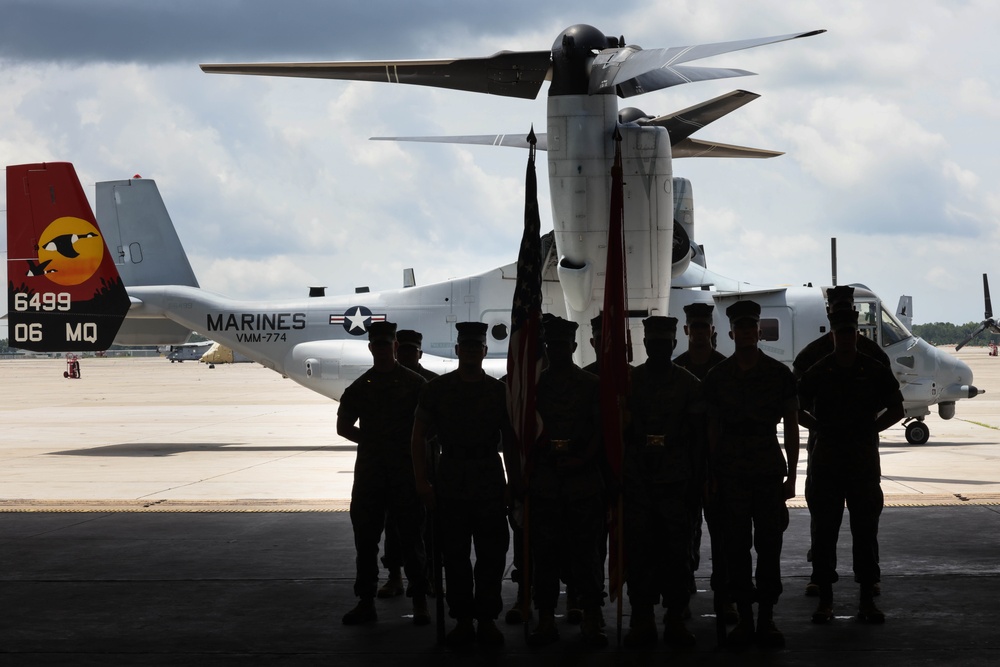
[911,323,999,347]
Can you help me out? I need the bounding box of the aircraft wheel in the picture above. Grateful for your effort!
[905,421,930,445]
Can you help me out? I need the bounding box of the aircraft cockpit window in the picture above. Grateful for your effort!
[878,301,911,347]
[760,318,779,342]
[855,302,879,342]
[491,324,509,341]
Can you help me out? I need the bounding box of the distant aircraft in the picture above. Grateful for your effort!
[5,163,981,443]
[166,341,212,362]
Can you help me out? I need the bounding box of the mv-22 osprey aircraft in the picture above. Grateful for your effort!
[5,161,980,444]
[5,25,981,442]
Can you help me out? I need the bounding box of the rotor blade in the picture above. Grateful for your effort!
[370,133,549,151]
[983,273,992,320]
[671,137,783,159]
[955,321,988,351]
[590,29,825,96]
[201,50,552,100]
[640,89,760,142]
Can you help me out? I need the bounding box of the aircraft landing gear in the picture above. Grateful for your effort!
[903,419,930,445]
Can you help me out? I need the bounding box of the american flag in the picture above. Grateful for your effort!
[506,129,544,471]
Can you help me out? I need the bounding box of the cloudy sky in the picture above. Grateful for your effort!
[3,0,998,341]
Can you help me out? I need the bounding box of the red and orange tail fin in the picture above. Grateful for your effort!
[6,162,130,352]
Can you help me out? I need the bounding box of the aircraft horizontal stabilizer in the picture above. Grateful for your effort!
[201,51,553,100]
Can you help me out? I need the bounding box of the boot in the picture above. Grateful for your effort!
[723,601,740,625]
[565,586,583,624]
[376,568,404,598]
[446,617,476,647]
[662,609,696,648]
[476,619,505,647]
[527,609,559,647]
[755,604,785,649]
[811,584,833,624]
[726,603,755,650]
[858,585,885,624]
[622,607,657,649]
[581,607,608,649]
[342,597,377,625]
[411,594,431,626]
[505,585,532,624]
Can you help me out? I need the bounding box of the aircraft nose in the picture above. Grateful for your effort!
[936,351,983,401]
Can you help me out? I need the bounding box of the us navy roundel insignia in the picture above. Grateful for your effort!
[329,306,386,336]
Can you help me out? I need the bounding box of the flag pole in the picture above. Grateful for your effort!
[506,126,544,642]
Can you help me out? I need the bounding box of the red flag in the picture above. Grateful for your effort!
[602,128,631,604]
[506,128,545,472]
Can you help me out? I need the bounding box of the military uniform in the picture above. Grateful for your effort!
[673,303,728,614]
[623,316,703,647]
[703,301,798,647]
[338,332,428,606]
[380,330,438,598]
[793,286,891,597]
[798,309,903,619]
[528,317,605,646]
[674,348,728,382]
[415,345,510,624]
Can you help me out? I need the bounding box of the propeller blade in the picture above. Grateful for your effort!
[589,29,825,96]
[671,138,783,159]
[370,133,548,151]
[956,321,988,351]
[983,273,992,320]
[639,89,761,142]
[201,50,552,100]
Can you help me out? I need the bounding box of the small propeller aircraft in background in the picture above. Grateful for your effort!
[5,163,981,444]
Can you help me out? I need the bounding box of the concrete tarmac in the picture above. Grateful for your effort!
[2,350,1000,664]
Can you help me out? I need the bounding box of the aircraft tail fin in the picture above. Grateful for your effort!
[896,295,913,332]
[6,162,131,351]
[92,176,200,346]
[95,177,199,288]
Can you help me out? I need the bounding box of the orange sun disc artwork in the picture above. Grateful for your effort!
[36,216,105,286]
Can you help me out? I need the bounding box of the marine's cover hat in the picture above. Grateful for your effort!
[396,329,423,349]
[725,300,761,323]
[683,303,715,323]
[642,316,678,339]
[367,321,397,342]
[542,316,579,343]
[455,321,488,343]
[825,286,856,311]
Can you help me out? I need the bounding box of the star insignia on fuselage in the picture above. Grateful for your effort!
[329,306,386,336]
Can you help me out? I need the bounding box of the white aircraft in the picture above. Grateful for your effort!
[5,163,980,444]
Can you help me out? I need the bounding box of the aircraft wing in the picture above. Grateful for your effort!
[201,51,553,100]
[589,30,825,97]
